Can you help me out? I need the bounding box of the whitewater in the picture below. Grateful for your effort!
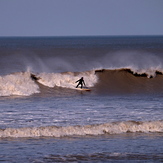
[1,120,162,138]
[0,36,163,162]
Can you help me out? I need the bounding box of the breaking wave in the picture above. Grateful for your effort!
[1,65,163,96]
[0,70,98,96]
[0,120,162,138]
[0,72,40,96]
[36,70,97,89]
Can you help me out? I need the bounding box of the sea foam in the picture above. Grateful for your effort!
[0,120,162,138]
[0,72,40,96]
[36,70,98,89]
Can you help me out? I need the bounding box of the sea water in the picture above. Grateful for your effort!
[0,36,163,162]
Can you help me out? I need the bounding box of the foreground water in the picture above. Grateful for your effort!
[0,36,163,162]
[1,133,162,162]
[0,93,162,162]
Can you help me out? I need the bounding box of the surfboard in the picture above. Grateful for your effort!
[75,88,91,91]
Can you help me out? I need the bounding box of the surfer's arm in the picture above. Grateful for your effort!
[83,80,86,86]
[75,79,79,83]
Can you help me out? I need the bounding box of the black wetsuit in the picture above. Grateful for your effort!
[75,77,85,88]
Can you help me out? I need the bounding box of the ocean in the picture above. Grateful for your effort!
[0,36,163,162]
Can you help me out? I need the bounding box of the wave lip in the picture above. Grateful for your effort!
[0,120,162,138]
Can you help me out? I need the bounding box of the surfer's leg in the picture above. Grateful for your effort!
[76,83,79,88]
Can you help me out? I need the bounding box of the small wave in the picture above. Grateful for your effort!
[44,152,163,162]
[0,120,162,138]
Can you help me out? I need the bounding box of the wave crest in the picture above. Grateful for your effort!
[0,120,162,138]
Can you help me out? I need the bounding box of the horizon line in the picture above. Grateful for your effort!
[0,34,163,38]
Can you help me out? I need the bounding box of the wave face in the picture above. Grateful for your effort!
[0,120,162,138]
[94,68,163,94]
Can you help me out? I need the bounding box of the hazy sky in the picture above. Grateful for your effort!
[0,0,163,36]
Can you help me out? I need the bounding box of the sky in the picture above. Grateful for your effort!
[0,0,163,36]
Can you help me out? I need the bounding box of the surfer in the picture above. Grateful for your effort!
[75,77,86,89]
